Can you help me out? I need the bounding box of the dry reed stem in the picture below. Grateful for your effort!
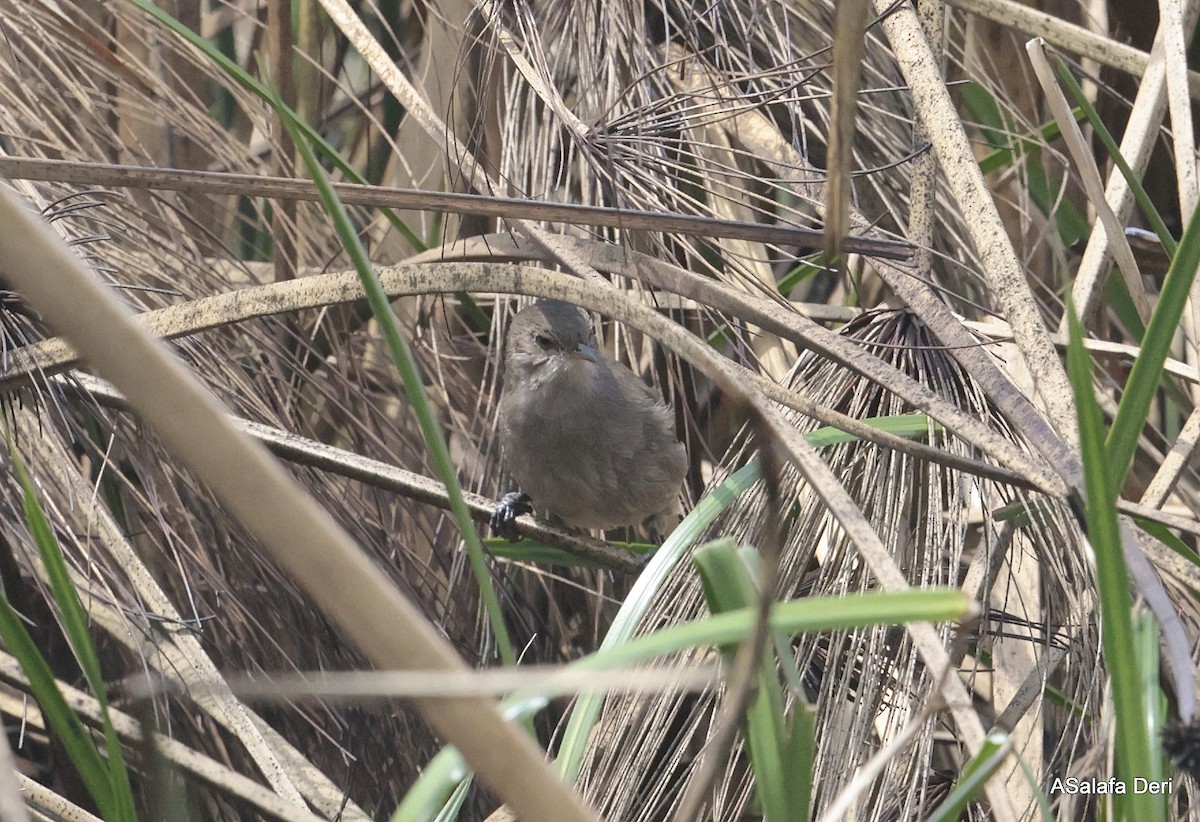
[908,0,945,277]
[16,773,99,822]
[69,372,642,573]
[1068,0,1200,322]
[1025,39,1153,324]
[0,257,1058,496]
[949,0,1200,98]
[1159,0,1200,408]
[315,0,610,287]
[874,0,1077,456]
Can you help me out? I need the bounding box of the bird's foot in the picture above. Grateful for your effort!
[490,492,533,542]
[645,510,681,546]
[634,547,658,568]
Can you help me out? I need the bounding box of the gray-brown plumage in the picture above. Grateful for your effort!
[491,300,687,539]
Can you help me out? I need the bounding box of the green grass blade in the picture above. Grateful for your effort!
[1103,201,1200,492]
[960,83,1008,149]
[482,538,651,569]
[1050,57,1175,254]
[1135,518,1200,568]
[391,746,471,822]
[693,540,762,649]
[408,587,971,820]
[962,81,1087,244]
[694,541,811,822]
[1022,148,1088,246]
[126,0,424,251]
[1066,298,1159,821]
[275,94,516,665]
[0,591,120,814]
[977,113,1079,176]
[778,256,826,294]
[924,734,1011,822]
[10,453,135,820]
[1136,612,1168,819]
[1105,274,1147,343]
[590,588,971,670]
[785,699,815,819]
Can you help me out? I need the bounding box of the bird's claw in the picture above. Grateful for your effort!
[490,492,533,542]
[634,547,658,568]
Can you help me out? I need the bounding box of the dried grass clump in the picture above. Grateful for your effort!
[575,309,1103,820]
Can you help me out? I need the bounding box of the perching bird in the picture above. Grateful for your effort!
[491,300,687,540]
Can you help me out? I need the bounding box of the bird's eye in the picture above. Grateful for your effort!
[534,333,554,349]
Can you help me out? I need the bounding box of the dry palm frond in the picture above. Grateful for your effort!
[575,309,1103,821]
[450,0,1101,498]
[454,0,1016,310]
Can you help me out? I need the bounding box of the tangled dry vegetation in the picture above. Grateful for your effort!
[0,0,1197,820]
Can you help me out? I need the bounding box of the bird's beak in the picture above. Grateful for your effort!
[573,343,598,363]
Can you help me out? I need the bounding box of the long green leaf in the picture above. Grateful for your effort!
[392,747,471,822]
[1050,57,1175,255]
[274,93,516,665]
[1103,199,1200,493]
[694,541,811,822]
[0,589,122,811]
[962,82,1087,243]
[398,586,971,821]
[126,0,424,251]
[1066,298,1159,821]
[591,588,971,670]
[1136,612,1168,820]
[924,734,1011,822]
[12,456,135,819]
[1135,518,1200,569]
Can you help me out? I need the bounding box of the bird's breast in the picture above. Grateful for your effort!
[498,358,683,529]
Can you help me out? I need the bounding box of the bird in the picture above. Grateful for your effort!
[490,300,687,541]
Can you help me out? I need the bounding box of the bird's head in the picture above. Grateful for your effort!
[504,300,599,390]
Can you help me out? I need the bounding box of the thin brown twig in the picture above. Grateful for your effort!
[0,157,912,261]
